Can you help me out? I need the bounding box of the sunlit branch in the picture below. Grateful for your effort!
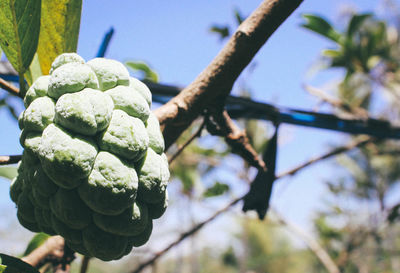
[0,155,22,165]
[0,77,21,97]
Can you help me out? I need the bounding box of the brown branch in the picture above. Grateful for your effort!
[156,0,304,149]
[207,109,266,171]
[271,207,340,273]
[277,136,373,178]
[130,137,370,273]
[168,118,206,164]
[304,84,369,120]
[0,155,22,165]
[0,77,20,97]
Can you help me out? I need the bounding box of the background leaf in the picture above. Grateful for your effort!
[203,182,230,198]
[0,257,6,273]
[23,233,50,256]
[347,13,372,37]
[125,61,159,82]
[234,8,245,25]
[209,25,230,40]
[0,253,39,273]
[301,14,342,43]
[0,0,41,74]
[37,0,82,74]
[0,166,17,181]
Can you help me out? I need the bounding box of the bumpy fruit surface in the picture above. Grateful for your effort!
[11,53,169,261]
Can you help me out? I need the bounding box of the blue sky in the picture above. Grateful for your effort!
[0,0,384,253]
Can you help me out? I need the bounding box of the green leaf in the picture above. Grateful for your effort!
[37,0,82,74]
[0,0,41,74]
[301,14,342,43]
[125,61,159,83]
[203,182,230,198]
[24,53,42,86]
[209,25,230,40]
[0,257,6,273]
[0,253,40,273]
[0,166,17,181]
[322,49,341,57]
[347,13,372,37]
[23,233,51,256]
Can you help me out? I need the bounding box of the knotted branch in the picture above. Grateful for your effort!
[206,109,266,171]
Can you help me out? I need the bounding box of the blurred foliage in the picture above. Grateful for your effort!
[302,3,400,272]
[125,61,159,83]
[203,182,230,198]
[209,8,246,41]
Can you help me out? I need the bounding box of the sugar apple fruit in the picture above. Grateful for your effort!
[10,53,169,261]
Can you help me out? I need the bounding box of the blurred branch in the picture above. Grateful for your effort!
[0,155,22,165]
[168,117,206,164]
[207,109,266,171]
[0,77,20,97]
[156,0,303,149]
[130,136,370,273]
[278,136,373,177]
[272,207,340,273]
[304,84,369,120]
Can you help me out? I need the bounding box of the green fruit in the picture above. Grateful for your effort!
[93,201,148,236]
[11,53,169,261]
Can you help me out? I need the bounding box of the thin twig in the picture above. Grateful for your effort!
[0,77,20,97]
[271,207,340,273]
[278,136,373,178]
[0,155,22,165]
[130,137,372,273]
[304,84,369,120]
[168,118,206,164]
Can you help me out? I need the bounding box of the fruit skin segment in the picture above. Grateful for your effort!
[11,53,170,261]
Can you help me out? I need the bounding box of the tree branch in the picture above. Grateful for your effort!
[206,109,266,171]
[155,0,304,149]
[130,137,370,273]
[0,77,20,97]
[0,155,22,165]
[278,136,373,178]
[304,84,369,120]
